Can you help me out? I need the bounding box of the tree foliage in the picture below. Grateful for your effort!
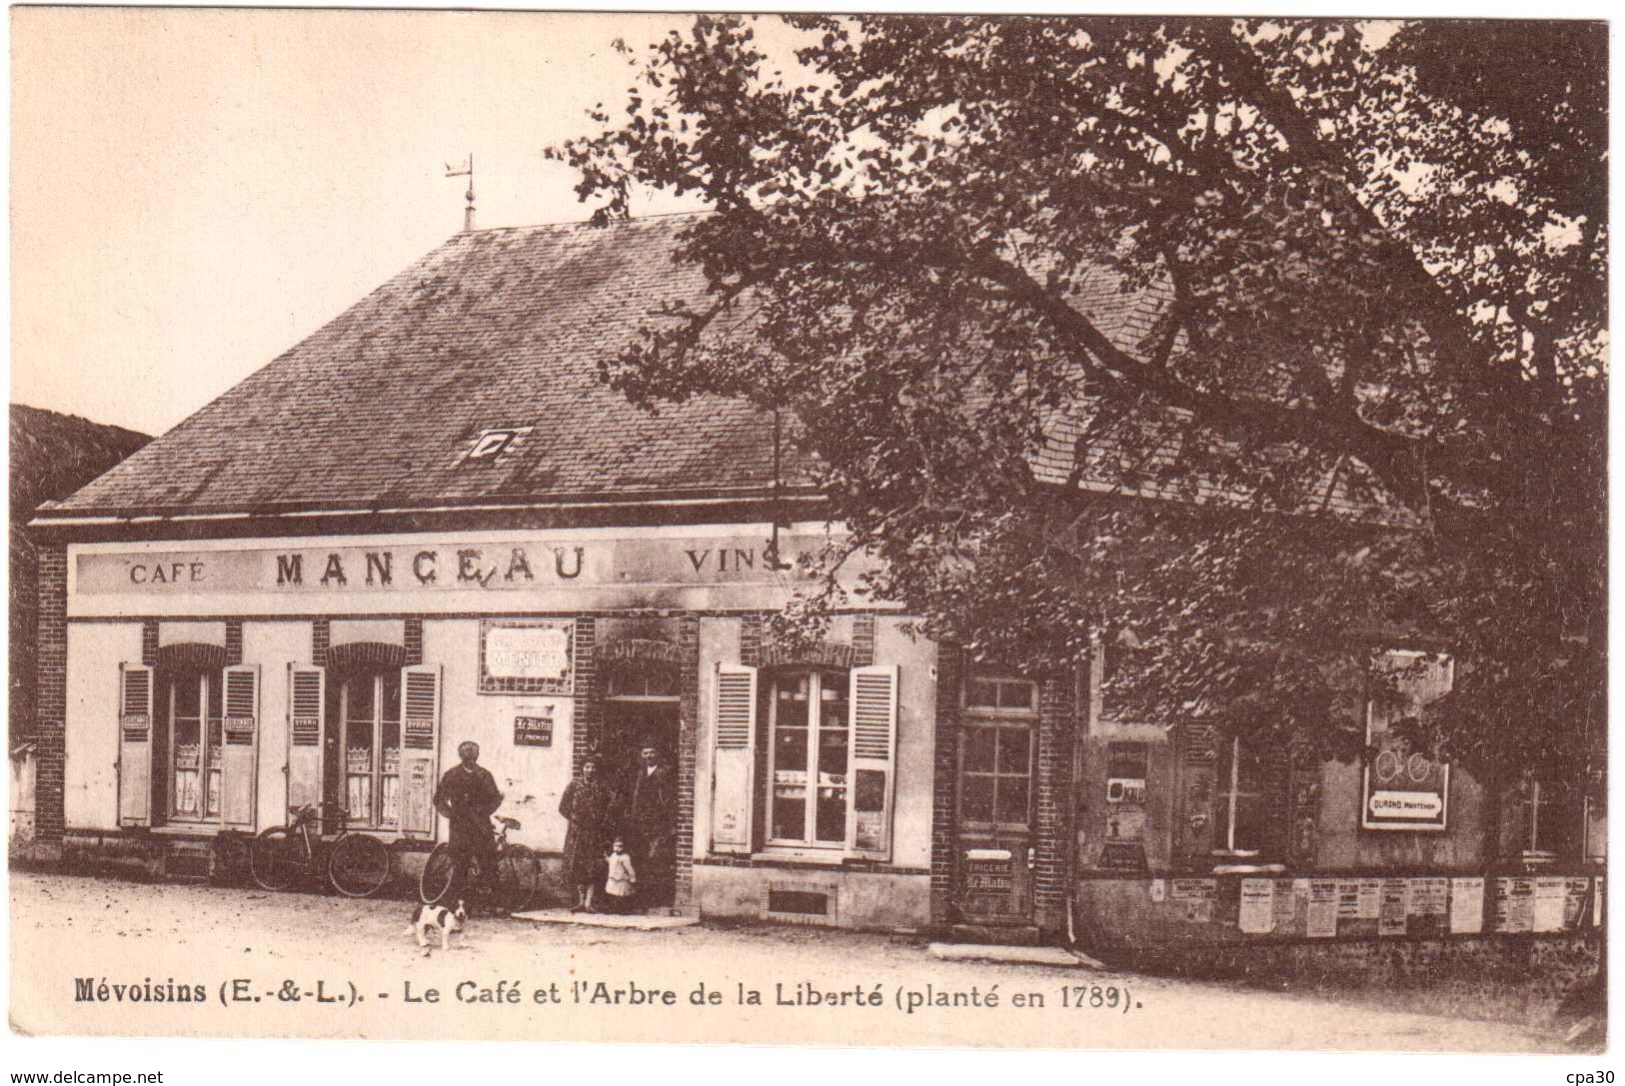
[549,16,1606,782]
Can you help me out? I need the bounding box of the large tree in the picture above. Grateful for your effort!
[550,16,1606,799]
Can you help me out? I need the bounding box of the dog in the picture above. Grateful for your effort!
[407,900,467,955]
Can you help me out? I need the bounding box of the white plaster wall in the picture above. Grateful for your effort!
[331,619,405,646]
[241,621,313,831]
[65,623,142,830]
[694,616,744,858]
[157,621,224,647]
[423,619,573,853]
[877,617,938,870]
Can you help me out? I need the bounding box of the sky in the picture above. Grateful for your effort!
[9,8,708,437]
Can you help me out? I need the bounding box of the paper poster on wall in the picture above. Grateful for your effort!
[1357,879,1382,919]
[1239,879,1275,934]
[1307,881,1339,938]
[1149,878,1166,903]
[1335,880,1361,920]
[1272,879,1299,935]
[1494,877,1535,933]
[1361,652,1453,832]
[1564,878,1591,929]
[1533,877,1567,933]
[1449,877,1485,934]
[1379,878,1409,936]
[1171,878,1216,923]
[1410,877,1448,916]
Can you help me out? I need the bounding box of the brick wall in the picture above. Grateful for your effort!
[225,621,243,666]
[311,619,330,668]
[930,645,961,925]
[674,615,700,912]
[571,617,596,774]
[1034,674,1075,931]
[34,546,67,851]
[404,618,423,667]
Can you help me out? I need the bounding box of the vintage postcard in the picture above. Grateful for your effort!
[7,5,1607,1069]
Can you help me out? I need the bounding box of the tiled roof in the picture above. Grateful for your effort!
[44,214,802,518]
[43,211,1396,527]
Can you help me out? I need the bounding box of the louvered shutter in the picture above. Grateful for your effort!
[220,665,260,828]
[710,664,758,854]
[847,664,899,861]
[286,665,325,813]
[117,663,154,827]
[399,665,442,839]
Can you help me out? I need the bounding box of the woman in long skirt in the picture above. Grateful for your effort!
[558,756,614,911]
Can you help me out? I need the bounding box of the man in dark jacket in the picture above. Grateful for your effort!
[625,739,676,910]
[433,740,504,907]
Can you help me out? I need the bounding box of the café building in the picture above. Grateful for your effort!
[31,213,1602,951]
[29,214,1083,937]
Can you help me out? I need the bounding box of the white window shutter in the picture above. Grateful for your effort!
[710,664,758,854]
[117,663,154,827]
[221,665,260,829]
[399,665,443,839]
[847,664,899,861]
[286,665,325,813]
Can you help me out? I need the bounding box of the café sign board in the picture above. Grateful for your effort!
[76,533,845,596]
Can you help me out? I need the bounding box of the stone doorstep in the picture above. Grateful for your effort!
[927,943,1101,968]
[511,908,700,931]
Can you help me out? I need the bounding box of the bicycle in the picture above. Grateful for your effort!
[249,803,393,898]
[418,815,539,915]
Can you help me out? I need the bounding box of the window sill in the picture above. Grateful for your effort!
[752,848,846,866]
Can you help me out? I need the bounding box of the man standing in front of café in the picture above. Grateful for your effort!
[434,740,504,911]
[626,739,676,912]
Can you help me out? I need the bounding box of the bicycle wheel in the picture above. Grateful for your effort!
[328,833,392,898]
[249,828,305,892]
[494,844,540,915]
[419,842,456,905]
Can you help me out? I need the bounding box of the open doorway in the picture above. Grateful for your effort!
[601,660,681,909]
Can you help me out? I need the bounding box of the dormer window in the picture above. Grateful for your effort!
[461,426,532,464]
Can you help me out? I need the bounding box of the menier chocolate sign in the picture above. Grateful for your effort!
[75,533,850,596]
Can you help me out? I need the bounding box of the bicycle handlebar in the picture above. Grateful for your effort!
[287,802,352,824]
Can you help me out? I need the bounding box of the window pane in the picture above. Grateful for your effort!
[961,775,995,823]
[819,721,849,773]
[966,679,1000,708]
[205,671,223,719]
[346,678,375,721]
[998,681,1035,711]
[997,777,1030,825]
[963,727,998,771]
[815,785,847,843]
[381,674,402,722]
[772,789,805,839]
[1232,793,1266,852]
[997,727,1031,774]
[173,676,200,717]
[774,727,808,778]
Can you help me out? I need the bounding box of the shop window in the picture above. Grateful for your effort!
[1214,735,1266,856]
[164,668,223,823]
[766,670,851,846]
[339,669,403,830]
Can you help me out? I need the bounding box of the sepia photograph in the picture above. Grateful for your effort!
[5,4,1609,1073]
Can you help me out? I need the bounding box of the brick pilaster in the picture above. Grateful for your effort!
[141,620,159,667]
[930,644,962,926]
[311,619,330,668]
[34,545,68,850]
[851,613,876,668]
[739,613,762,668]
[1034,674,1075,933]
[403,618,423,667]
[571,617,596,774]
[674,615,701,912]
[225,621,243,666]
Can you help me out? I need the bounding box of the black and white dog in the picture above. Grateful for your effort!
[408,900,467,954]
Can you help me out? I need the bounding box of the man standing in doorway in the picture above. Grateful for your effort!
[433,740,503,910]
[626,739,675,911]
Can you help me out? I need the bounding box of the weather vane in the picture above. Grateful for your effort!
[446,154,475,231]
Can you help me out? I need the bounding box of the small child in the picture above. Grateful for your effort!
[603,837,637,914]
